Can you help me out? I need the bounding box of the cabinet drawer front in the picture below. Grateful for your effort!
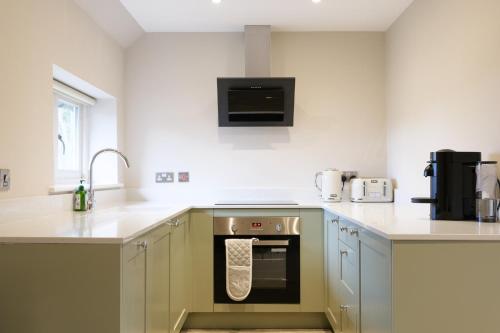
[340,242,358,295]
[339,219,360,250]
[149,222,171,243]
[325,211,339,224]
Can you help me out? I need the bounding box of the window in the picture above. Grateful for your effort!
[55,95,83,180]
[51,66,119,193]
[53,80,95,185]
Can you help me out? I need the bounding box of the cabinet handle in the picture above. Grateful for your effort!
[340,305,344,332]
[349,228,359,236]
[340,250,349,256]
[331,218,339,224]
[340,304,351,332]
[167,219,181,227]
[136,240,147,250]
[340,226,348,232]
[340,304,349,311]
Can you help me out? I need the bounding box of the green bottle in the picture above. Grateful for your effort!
[73,179,88,212]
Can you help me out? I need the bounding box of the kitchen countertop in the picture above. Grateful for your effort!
[1,200,500,243]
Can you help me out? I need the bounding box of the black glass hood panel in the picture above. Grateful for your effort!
[217,77,295,127]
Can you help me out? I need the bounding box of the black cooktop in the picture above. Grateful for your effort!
[214,200,299,206]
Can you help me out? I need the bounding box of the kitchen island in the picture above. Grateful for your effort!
[1,201,500,333]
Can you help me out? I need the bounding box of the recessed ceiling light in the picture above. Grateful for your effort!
[212,0,221,4]
[312,0,321,3]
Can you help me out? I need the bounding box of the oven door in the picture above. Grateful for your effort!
[214,235,300,304]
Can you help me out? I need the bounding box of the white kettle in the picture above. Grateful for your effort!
[315,169,343,202]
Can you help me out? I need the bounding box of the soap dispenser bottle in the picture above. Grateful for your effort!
[73,179,88,212]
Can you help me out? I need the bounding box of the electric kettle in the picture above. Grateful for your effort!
[315,169,342,202]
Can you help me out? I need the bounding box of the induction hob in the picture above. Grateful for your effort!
[214,200,299,206]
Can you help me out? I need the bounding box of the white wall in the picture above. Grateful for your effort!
[386,0,500,203]
[125,32,386,197]
[87,99,119,186]
[0,0,124,199]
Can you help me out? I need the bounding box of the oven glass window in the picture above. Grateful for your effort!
[253,247,287,289]
[213,234,300,304]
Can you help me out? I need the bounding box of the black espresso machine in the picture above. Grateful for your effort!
[412,149,481,220]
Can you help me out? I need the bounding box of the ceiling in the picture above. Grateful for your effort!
[74,0,143,47]
[120,0,415,32]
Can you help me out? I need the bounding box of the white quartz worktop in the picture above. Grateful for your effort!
[0,203,191,244]
[1,200,500,243]
[323,202,500,241]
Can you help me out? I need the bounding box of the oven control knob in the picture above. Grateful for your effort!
[231,225,238,233]
[275,224,282,233]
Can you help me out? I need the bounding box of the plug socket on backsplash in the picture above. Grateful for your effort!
[342,171,358,183]
[156,172,174,183]
[0,169,11,191]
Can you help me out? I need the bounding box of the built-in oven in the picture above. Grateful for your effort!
[213,216,300,304]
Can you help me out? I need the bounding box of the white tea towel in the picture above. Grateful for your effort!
[225,238,255,301]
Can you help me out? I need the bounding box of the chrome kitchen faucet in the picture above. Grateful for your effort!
[88,148,130,211]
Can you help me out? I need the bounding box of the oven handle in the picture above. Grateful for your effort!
[252,239,289,247]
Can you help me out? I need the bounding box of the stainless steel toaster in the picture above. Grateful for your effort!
[350,178,394,203]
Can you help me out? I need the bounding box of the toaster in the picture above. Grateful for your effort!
[350,178,394,203]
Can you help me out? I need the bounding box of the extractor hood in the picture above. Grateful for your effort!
[217,26,295,127]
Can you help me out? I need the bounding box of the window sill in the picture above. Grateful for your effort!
[49,183,124,195]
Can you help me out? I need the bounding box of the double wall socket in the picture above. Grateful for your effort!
[156,172,174,183]
[0,169,11,191]
[155,171,190,183]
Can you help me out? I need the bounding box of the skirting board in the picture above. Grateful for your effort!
[184,313,330,330]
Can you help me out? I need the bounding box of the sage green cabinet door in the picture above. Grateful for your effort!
[359,231,392,333]
[189,209,214,312]
[147,231,170,333]
[123,248,147,333]
[300,209,325,312]
[170,217,189,333]
[325,214,341,330]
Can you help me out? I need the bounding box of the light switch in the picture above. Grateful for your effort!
[178,172,190,183]
[0,169,10,191]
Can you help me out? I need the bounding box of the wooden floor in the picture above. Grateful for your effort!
[182,329,332,333]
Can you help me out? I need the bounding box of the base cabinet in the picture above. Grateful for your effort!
[148,225,171,333]
[359,231,391,333]
[189,209,214,312]
[324,212,391,333]
[9,208,500,333]
[122,223,171,333]
[123,243,148,333]
[122,213,191,333]
[324,212,340,330]
[169,214,191,333]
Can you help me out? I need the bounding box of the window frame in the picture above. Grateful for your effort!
[53,91,89,185]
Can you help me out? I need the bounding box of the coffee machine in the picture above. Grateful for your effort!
[412,150,482,220]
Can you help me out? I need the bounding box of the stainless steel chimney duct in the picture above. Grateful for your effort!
[244,25,271,77]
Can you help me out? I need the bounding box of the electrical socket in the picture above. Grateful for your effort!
[0,169,11,191]
[156,172,174,183]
